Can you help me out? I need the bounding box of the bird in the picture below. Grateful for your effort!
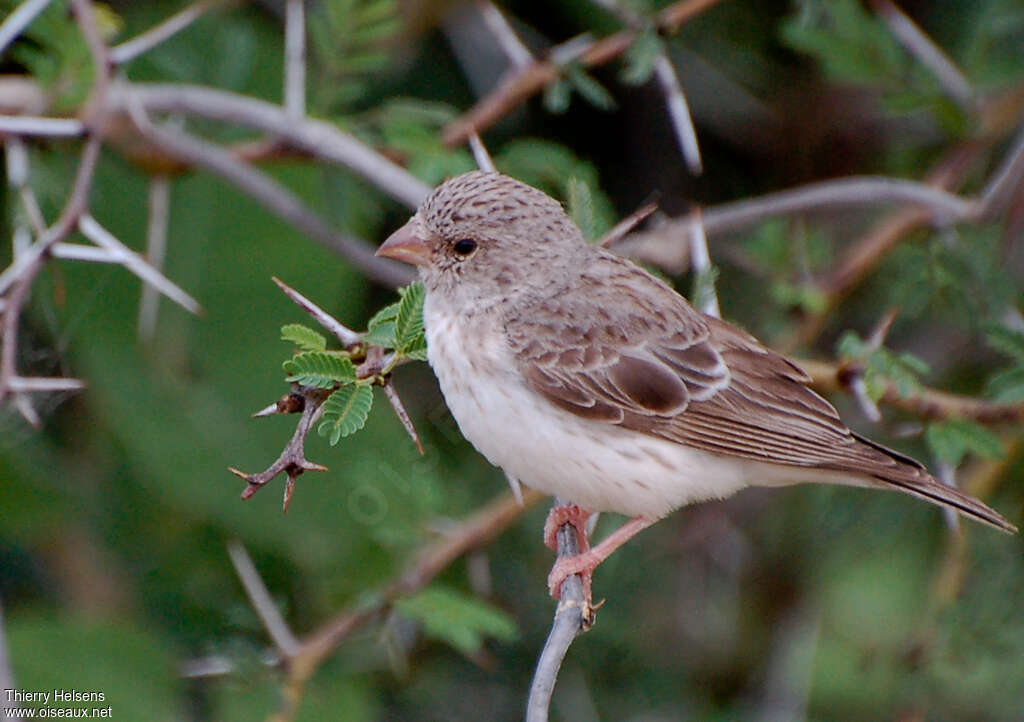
[376,170,1016,601]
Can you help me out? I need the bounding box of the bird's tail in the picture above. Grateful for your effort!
[854,433,1017,534]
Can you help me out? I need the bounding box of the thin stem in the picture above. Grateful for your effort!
[137,175,172,341]
[653,54,702,174]
[127,103,413,288]
[476,0,533,69]
[0,115,85,136]
[227,540,300,658]
[0,597,21,722]
[78,214,201,314]
[283,0,306,118]
[443,0,724,145]
[468,132,496,172]
[871,0,973,108]
[271,277,362,348]
[110,0,225,65]
[526,501,587,722]
[701,177,973,234]
[115,82,432,209]
[0,0,56,57]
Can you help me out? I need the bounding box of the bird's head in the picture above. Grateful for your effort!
[377,171,586,301]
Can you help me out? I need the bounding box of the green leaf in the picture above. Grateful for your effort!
[543,78,572,114]
[925,418,1005,468]
[984,324,1024,362]
[621,27,663,85]
[363,320,397,348]
[395,282,426,354]
[836,331,929,400]
[986,367,1024,403]
[318,384,374,444]
[394,585,518,656]
[283,351,356,388]
[364,299,400,347]
[280,323,327,352]
[567,177,597,241]
[566,63,617,111]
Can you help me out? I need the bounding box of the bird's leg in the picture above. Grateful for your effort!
[543,503,593,554]
[547,516,654,600]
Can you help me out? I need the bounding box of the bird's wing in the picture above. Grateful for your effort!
[506,256,866,471]
[507,255,1015,532]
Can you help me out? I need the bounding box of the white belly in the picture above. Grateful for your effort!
[423,301,818,519]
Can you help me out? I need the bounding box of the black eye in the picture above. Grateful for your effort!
[453,239,478,257]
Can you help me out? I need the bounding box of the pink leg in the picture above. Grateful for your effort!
[547,516,654,599]
[543,503,593,554]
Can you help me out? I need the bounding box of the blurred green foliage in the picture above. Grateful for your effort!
[1,0,1023,721]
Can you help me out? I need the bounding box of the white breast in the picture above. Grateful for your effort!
[421,295,817,519]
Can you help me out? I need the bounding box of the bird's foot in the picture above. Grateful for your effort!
[546,516,656,601]
[547,550,599,602]
[543,503,592,553]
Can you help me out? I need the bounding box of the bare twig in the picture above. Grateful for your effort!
[71,0,112,128]
[653,54,702,174]
[468,132,496,172]
[383,378,424,454]
[0,597,21,722]
[271,277,362,348]
[110,0,226,65]
[127,104,413,288]
[798,357,1024,424]
[7,376,85,392]
[442,0,723,145]
[227,540,300,658]
[871,0,973,108]
[283,0,306,118]
[284,488,543,713]
[0,115,85,136]
[1,134,102,406]
[977,123,1024,217]
[231,387,330,510]
[114,82,432,209]
[687,208,719,317]
[597,200,658,248]
[78,214,202,315]
[781,146,978,351]
[476,0,533,69]
[0,0,56,57]
[526,500,589,722]
[137,175,172,341]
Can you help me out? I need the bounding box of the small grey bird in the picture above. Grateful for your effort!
[377,170,1015,598]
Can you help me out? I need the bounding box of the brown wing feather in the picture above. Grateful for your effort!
[507,252,1016,533]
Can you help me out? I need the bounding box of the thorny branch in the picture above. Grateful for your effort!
[228,279,419,510]
[442,0,723,145]
[526,502,590,722]
[227,488,541,722]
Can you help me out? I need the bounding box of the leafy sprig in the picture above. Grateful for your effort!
[278,281,427,447]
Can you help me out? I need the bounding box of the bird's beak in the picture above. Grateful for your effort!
[376,218,430,267]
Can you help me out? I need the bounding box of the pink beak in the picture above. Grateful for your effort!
[376,219,430,267]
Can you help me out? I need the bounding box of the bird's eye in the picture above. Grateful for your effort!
[453,239,478,258]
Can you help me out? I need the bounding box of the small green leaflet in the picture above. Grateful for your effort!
[984,324,1024,361]
[394,585,518,655]
[984,324,1024,401]
[318,384,374,444]
[281,324,327,352]
[566,63,617,111]
[836,331,929,400]
[395,282,426,355]
[361,282,426,357]
[925,418,1005,468]
[283,352,356,388]
[621,27,663,85]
